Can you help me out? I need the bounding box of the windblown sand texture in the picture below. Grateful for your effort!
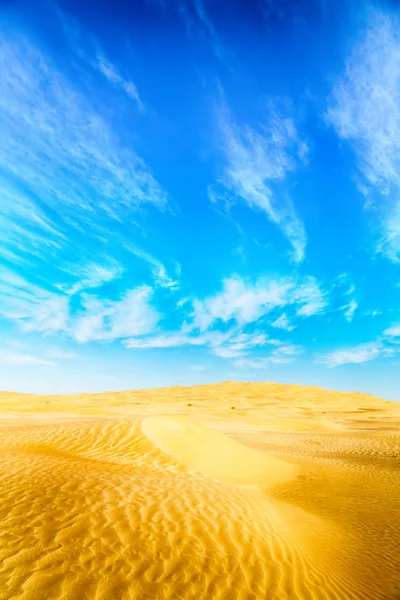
[0,381,399,599]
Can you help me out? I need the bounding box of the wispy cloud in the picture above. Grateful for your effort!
[210,331,272,359]
[318,320,400,368]
[73,287,160,343]
[58,9,144,110]
[234,343,302,369]
[270,313,296,331]
[0,351,56,368]
[0,177,65,264]
[0,265,160,344]
[178,0,227,63]
[0,267,70,334]
[333,274,358,321]
[319,342,384,368]
[191,274,327,331]
[0,261,326,368]
[125,326,275,362]
[124,332,203,349]
[335,273,355,296]
[0,28,167,270]
[365,310,383,318]
[384,324,400,338]
[57,260,125,295]
[342,298,358,322]
[122,273,323,364]
[0,25,182,345]
[213,101,308,262]
[124,244,180,290]
[326,11,400,261]
[96,54,143,109]
[293,278,326,317]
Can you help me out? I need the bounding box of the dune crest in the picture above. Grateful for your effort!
[142,415,299,487]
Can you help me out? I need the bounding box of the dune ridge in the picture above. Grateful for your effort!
[0,381,399,599]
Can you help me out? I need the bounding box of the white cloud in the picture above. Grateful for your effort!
[213,346,244,359]
[234,357,268,369]
[270,313,295,331]
[124,333,204,349]
[0,27,181,348]
[73,286,159,343]
[335,273,355,296]
[318,322,400,368]
[0,178,66,263]
[177,296,191,308]
[206,330,274,360]
[124,326,273,362]
[179,0,227,63]
[0,268,70,334]
[320,342,383,368]
[0,265,314,369]
[0,29,167,266]
[0,351,56,367]
[214,101,308,262]
[22,296,70,335]
[275,343,301,356]
[96,54,143,109]
[342,299,358,322]
[345,284,356,296]
[234,343,302,369]
[124,311,301,366]
[293,278,327,317]
[60,10,143,108]
[191,274,327,331]
[58,260,125,295]
[333,275,358,321]
[384,324,400,338]
[191,276,290,330]
[0,265,160,344]
[124,244,179,289]
[326,12,400,261]
[4,339,76,360]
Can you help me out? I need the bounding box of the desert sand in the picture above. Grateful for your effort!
[0,381,399,600]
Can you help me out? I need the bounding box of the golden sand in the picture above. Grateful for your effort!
[0,381,399,599]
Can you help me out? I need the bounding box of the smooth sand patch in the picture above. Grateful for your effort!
[142,415,299,487]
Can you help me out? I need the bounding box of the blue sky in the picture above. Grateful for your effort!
[2,0,400,399]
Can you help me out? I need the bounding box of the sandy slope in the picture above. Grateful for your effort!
[0,381,399,600]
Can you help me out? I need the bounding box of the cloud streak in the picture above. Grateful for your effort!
[191,274,326,331]
[342,299,358,322]
[73,287,160,343]
[234,343,303,369]
[318,329,400,368]
[213,101,308,262]
[0,351,56,368]
[1,266,326,368]
[96,54,144,109]
[326,11,400,261]
[320,342,384,368]
[0,28,169,278]
[0,23,182,343]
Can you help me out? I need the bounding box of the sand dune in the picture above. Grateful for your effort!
[0,381,399,599]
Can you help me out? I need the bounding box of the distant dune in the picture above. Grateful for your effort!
[0,381,399,599]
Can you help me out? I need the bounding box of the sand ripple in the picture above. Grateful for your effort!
[0,382,399,599]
